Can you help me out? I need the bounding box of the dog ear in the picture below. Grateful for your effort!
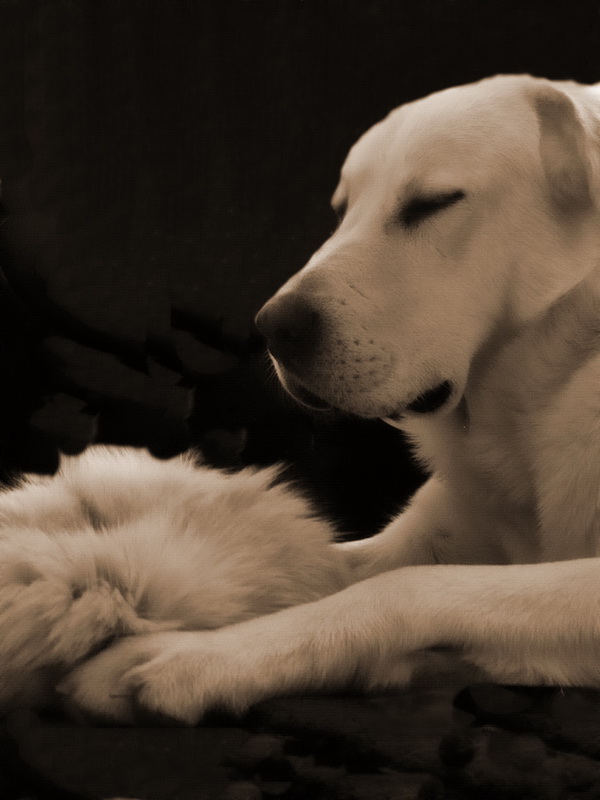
[531,85,593,214]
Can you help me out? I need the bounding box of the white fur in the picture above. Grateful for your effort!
[0,447,348,710]
[38,75,600,724]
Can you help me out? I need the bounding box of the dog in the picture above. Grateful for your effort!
[57,74,600,724]
[0,447,349,712]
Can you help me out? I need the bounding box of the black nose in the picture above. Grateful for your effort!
[255,294,322,366]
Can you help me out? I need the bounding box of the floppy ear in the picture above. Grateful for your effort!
[531,84,593,213]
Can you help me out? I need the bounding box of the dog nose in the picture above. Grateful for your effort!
[255,294,321,365]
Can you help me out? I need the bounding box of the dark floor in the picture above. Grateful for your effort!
[8,667,600,800]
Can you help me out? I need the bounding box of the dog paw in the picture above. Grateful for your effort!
[58,630,259,725]
[57,634,155,723]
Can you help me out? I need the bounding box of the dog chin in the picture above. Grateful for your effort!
[288,383,335,412]
[276,360,459,420]
[276,372,335,412]
[278,372,372,416]
[279,368,459,420]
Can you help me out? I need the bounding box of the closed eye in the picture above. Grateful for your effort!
[399,190,465,227]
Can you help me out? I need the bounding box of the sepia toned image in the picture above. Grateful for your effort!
[0,1,599,798]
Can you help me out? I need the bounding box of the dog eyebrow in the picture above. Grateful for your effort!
[397,190,465,228]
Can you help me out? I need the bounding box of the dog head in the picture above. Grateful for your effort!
[256,75,600,420]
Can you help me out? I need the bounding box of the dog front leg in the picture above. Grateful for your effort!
[325,558,600,689]
[64,555,600,723]
[336,476,453,580]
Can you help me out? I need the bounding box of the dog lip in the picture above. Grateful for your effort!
[406,380,454,414]
[383,380,455,425]
[284,377,334,411]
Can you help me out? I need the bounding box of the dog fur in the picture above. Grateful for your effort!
[0,447,348,711]
[18,73,600,724]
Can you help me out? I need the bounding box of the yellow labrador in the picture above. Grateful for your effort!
[64,74,600,723]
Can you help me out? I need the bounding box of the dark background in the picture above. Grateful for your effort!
[0,0,598,538]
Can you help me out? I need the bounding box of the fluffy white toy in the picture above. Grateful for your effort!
[0,447,349,711]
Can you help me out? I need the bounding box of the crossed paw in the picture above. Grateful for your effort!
[58,629,267,725]
[57,608,428,726]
